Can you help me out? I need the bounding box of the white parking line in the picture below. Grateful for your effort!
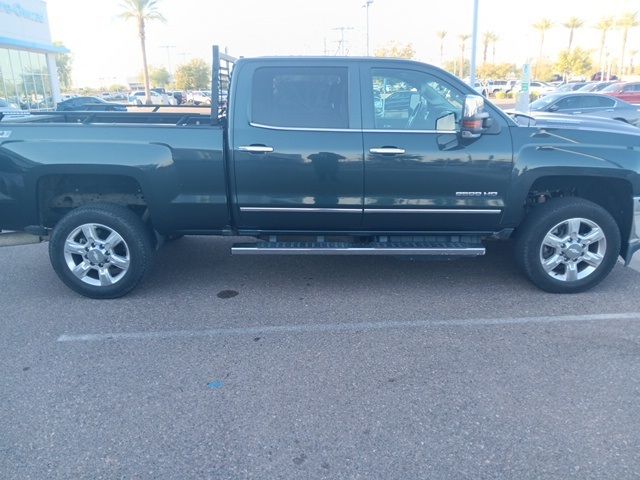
[57,312,640,343]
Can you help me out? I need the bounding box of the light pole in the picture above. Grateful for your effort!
[364,0,374,56]
[469,0,479,86]
[160,45,176,75]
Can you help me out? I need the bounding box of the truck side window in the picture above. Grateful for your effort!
[371,69,464,130]
[251,67,349,129]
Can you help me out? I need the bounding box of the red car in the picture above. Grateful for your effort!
[600,82,640,105]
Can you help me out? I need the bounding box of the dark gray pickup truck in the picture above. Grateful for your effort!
[1,48,640,298]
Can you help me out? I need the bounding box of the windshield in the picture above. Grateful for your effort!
[601,83,622,93]
[530,95,560,110]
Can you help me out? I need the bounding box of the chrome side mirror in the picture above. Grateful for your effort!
[461,94,489,139]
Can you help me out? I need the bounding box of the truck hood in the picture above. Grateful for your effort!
[507,111,640,136]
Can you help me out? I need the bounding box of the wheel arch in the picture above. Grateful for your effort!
[512,174,634,255]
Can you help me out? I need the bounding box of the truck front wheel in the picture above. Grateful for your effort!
[514,198,621,293]
[49,203,154,299]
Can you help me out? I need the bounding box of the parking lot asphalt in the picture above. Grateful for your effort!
[2,237,640,479]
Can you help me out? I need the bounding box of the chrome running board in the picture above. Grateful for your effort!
[231,241,485,256]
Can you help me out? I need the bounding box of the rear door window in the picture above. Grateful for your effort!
[251,66,349,128]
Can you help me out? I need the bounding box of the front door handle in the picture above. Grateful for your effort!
[238,145,274,153]
[369,147,406,155]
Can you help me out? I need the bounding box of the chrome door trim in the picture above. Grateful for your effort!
[364,208,502,214]
[240,207,362,213]
[362,128,457,134]
[249,122,355,133]
[249,121,457,135]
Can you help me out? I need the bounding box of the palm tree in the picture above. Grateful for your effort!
[630,49,639,73]
[595,17,614,73]
[533,19,553,76]
[436,31,447,66]
[563,17,584,50]
[458,34,470,77]
[119,0,165,104]
[482,31,492,63]
[618,12,640,75]
[489,33,498,63]
[481,32,498,64]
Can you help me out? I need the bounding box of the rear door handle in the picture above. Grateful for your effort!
[238,145,274,153]
[369,147,406,155]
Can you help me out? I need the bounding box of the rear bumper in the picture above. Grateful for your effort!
[624,196,640,265]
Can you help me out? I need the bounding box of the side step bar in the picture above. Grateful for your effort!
[231,241,485,256]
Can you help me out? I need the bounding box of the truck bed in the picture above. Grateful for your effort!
[0,114,229,234]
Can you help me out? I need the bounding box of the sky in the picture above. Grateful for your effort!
[45,0,640,87]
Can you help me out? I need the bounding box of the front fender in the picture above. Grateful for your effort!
[501,127,640,227]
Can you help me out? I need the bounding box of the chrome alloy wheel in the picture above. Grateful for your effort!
[539,217,607,282]
[63,223,130,287]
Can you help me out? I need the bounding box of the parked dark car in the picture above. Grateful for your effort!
[529,93,640,127]
[577,81,618,92]
[553,82,589,93]
[169,91,184,105]
[601,82,640,105]
[2,48,640,298]
[56,96,127,112]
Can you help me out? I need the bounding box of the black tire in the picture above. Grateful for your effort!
[514,197,621,293]
[49,203,154,299]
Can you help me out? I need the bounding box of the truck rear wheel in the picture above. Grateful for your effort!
[49,203,153,299]
[514,197,620,293]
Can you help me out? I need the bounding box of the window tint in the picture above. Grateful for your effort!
[252,66,348,128]
[371,68,464,130]
[582,96,615,108]
[555,96,581,110]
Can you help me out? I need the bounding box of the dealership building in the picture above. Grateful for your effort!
[0,0,65,110]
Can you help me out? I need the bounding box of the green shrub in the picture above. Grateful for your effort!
[495,91,507,99]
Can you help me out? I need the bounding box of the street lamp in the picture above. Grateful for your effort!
[364,0,373,56]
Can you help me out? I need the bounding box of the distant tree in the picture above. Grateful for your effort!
[444,59,469,78]
[53,41,72,90]
[618,12,640,75]
[556,48,592,78]
[150,66,170,87]
[534,61,560,82]
[477,63,516,80]
[563,17,584,50]
[119,0,165,104]
[108,84,127,92]
[436,31,447,66]
[489,33,499,63]
[594,17,614,72]
[457,34,470,77]
[630,49,639,73]
[532,19,553,77]
[482,32,498,63]
[174,59,210,90]
[374,43,416,59]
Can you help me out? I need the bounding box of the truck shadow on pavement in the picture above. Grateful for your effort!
[139,236,640,304]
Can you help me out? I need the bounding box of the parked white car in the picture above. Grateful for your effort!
[486,80,516,95]
[188,90,212,105]
[128,90,176,105]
